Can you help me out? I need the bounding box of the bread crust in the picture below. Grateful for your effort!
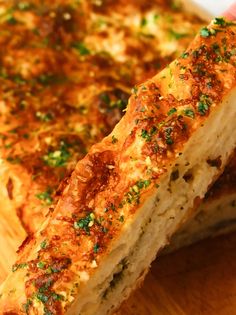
[0,0,204,234]
[0,18,236,314]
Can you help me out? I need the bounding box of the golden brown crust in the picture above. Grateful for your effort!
[0,18,236,314]
[0,0,204,233]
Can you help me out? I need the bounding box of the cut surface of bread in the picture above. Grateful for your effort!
[0,19,236,315]
[167,151,236,251]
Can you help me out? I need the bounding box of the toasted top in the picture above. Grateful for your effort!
[0,18,236,315]
[0,0,204,232]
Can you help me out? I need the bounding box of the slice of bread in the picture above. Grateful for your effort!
[0,18,236,315]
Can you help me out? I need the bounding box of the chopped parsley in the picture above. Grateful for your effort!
[213,17,235,27]
[37,261,46,269]
[168,107,177,116]
[93,243,100,253]
[13,75,26,85]
[141,126,157,142]
[72,42,90,56]
[137,179,151,189]
[51,293,64,301]
[74,213,95,234]
[140,17,147,27]
[119,215,125,222]
[43,141,70,167]
[164,127,174,145]
[126,179,151,204]
[22,299,32,313]
[183,108,195,118]
[110,99,128,110]
[112,135,118,144]
[35,189,53,205]
[100,92,110,105]
[6,156,21,164]
[36,111,54,122]
[197,94,211,116]
[6,16,18,25]
[141,129,150,141]
[200,27,216,38]
[132,86,138,95]
[181,52,189,59]
[40,239,48,249]
[197,102,209,115]
[36,292,49,303]
[12,263,28,272]
[200,27,211,37]
[214,17,227,26]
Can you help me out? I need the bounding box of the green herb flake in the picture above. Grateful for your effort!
[109,98,128,111]
[197,94,211,116]
[119,215,124,222]
[214,17,226,26]
[200,27,211,37]
[213,17,235,27]
[93,243,100,253]
[100,92,110,105]
[5,143,12,149]
[183,108,195,119]
[43,142,70,167]
[137,179,151,189]
[126,179,151,204]
[74,213,95,234]
[51,292,64,301]
[141,85,147,91]
[40,239,48,249]
[6,16,18,25]
[141,126,157,142]
[165,127,174,145]
[167,107,177,116]
[112,135,118,144]
[197,101,209,115]
[12,263,28,272]
[36,111,54,122]
[22,299,32,313]
[141,129,151,142]
[140,17,147,27]
[37,261,46,269]
[35,189,53,205]
[36,292,49,303]
[72,42,90,56]
[13,75,26,85]
[181,52,189,59]
[44,307,53,315]
[132,86,138,95]
[6,156,21,164]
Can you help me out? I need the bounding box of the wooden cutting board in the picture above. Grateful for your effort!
[1,215,236,315]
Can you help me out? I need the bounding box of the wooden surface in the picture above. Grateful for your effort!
[1,219,236,315]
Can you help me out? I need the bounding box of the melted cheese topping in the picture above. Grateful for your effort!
[0,0,204,232]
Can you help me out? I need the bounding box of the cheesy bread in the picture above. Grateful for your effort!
[0,0,204,235]
[0,18,236,315]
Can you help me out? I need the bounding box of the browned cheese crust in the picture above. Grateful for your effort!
[0,0,205,233]
[0,17,236,314]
